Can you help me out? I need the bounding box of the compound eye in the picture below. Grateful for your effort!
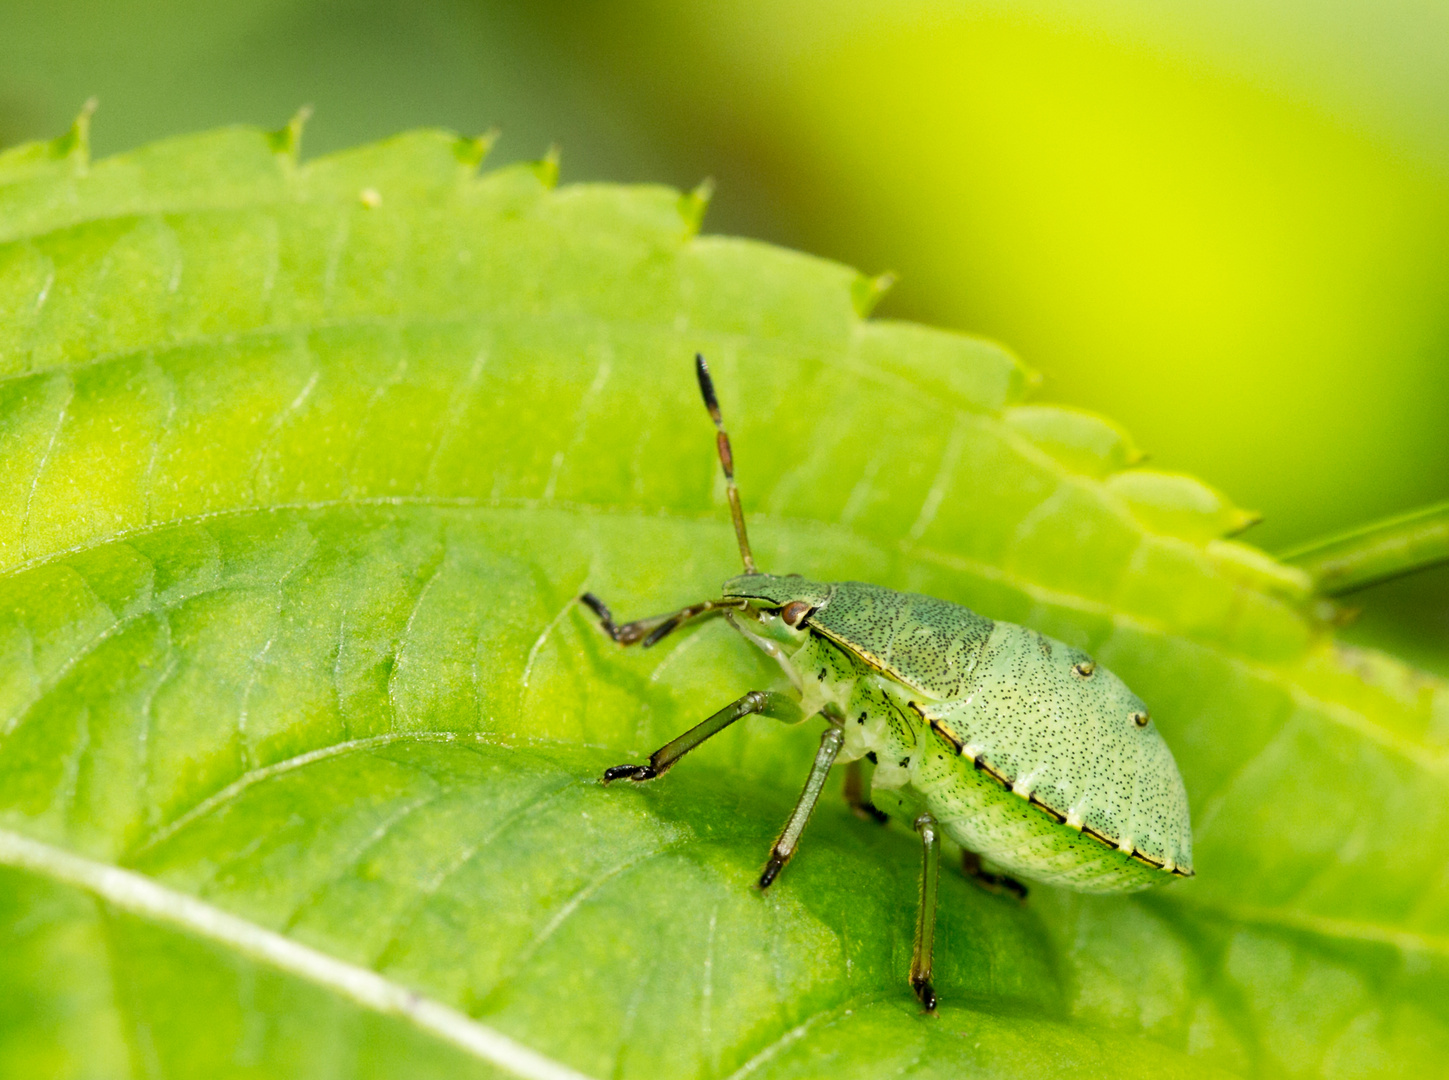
[1072,660,1095,678]
[780,600,812,627]
[1130,711,1150,728]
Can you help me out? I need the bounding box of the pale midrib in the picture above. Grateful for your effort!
[0,828,595,1080]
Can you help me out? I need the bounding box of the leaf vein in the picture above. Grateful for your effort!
[282,789,442,933]
[18,372,75,561]
[482,837,692,1008]
[369,776,586,970]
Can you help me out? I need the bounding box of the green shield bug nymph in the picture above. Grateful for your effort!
[581,355,1194,1012]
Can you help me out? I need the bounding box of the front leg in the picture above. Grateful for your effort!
[601,690,804,783]
[580,591,746,647]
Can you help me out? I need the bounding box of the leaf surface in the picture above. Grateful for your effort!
[1,119,1446,1079]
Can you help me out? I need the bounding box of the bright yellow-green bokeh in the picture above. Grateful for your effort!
[832,23,1449,544]
[554,0,1449,549]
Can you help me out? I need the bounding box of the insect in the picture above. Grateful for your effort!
[581,355,1193,1011]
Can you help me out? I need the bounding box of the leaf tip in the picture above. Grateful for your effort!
[268,105,312,161]
[52,97,97,169]
[529,144,561,190]
[455,128,499,171]
[678,177,714,236]
[1227,508,1264,536]
[851,271,898,318]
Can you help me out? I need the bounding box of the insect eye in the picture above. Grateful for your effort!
[780,601,813,627]
[1072,661,1095,678]
[1131,711,1150,728]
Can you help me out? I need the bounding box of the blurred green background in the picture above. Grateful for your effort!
[3,0,1448,669]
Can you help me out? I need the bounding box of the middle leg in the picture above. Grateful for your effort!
[759,724,845,888]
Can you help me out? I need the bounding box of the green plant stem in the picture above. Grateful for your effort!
[1279,499,1449,595]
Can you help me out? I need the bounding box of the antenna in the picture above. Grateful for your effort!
[695,353,758,574]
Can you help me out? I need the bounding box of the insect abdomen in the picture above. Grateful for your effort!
[911,733,1163,893]
[918,621,1192,876]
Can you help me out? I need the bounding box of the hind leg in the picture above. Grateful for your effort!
[961,849,1028,901]
[910,813,941,1012]
[842,759,889,824]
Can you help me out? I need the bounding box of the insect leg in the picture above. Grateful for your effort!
[759,724,845,888]
[842,759,889,824]
[960,849,1028,902]
[911,812,941,1013]
[601,690,804,783]
[579,592,746,647]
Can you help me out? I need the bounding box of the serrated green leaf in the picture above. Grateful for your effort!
[1003,404,1142,479]
[1,121,1447,1080]
[1104,470,1260,544]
